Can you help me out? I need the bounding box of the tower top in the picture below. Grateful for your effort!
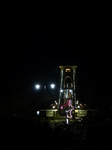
[59,65,77,69]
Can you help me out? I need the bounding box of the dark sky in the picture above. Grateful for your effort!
[1,8,111,108]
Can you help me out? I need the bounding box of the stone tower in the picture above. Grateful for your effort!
[59,65,77,116]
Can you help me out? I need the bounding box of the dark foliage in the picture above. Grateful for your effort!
[0,110,112,149]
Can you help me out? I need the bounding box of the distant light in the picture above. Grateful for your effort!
[78,105,80,108]
[35,84,40,89]
[36,111,40,115]
[50,84,55,89]
[76,100,79,104]
[61,106,63,109]
[66,118,69,124]
[60,89,63,92]
[55,101,57,105]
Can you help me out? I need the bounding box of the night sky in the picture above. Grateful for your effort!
[1,8,111,110]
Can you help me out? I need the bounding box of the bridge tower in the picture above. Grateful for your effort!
[59,65,77,117]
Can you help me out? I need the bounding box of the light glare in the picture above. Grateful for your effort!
[36,111,40,115]
[35,84,40,89]
[61,89,63,92]
[50,84,55,89]
[66,118,69,124]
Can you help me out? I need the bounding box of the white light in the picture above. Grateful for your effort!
[35,84,40,89]
[66,118,69,124]
[50,84,55,89]
[55,101,57,105]
[36,111,40,115]
[60,89,63,92]
[76,100,79,104]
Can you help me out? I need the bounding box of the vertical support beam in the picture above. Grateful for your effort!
[73,67,76,110]
[59,67,63,114]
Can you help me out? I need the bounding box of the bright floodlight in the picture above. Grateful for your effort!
[36,111,40,115]
[60,89,63,92]
[35,84,40,89]
[66,118,69,124]
[50,84,55,89]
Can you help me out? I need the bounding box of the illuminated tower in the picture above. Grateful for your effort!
[59,65,77,116]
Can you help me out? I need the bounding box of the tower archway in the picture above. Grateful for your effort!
[59,65,77,117]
